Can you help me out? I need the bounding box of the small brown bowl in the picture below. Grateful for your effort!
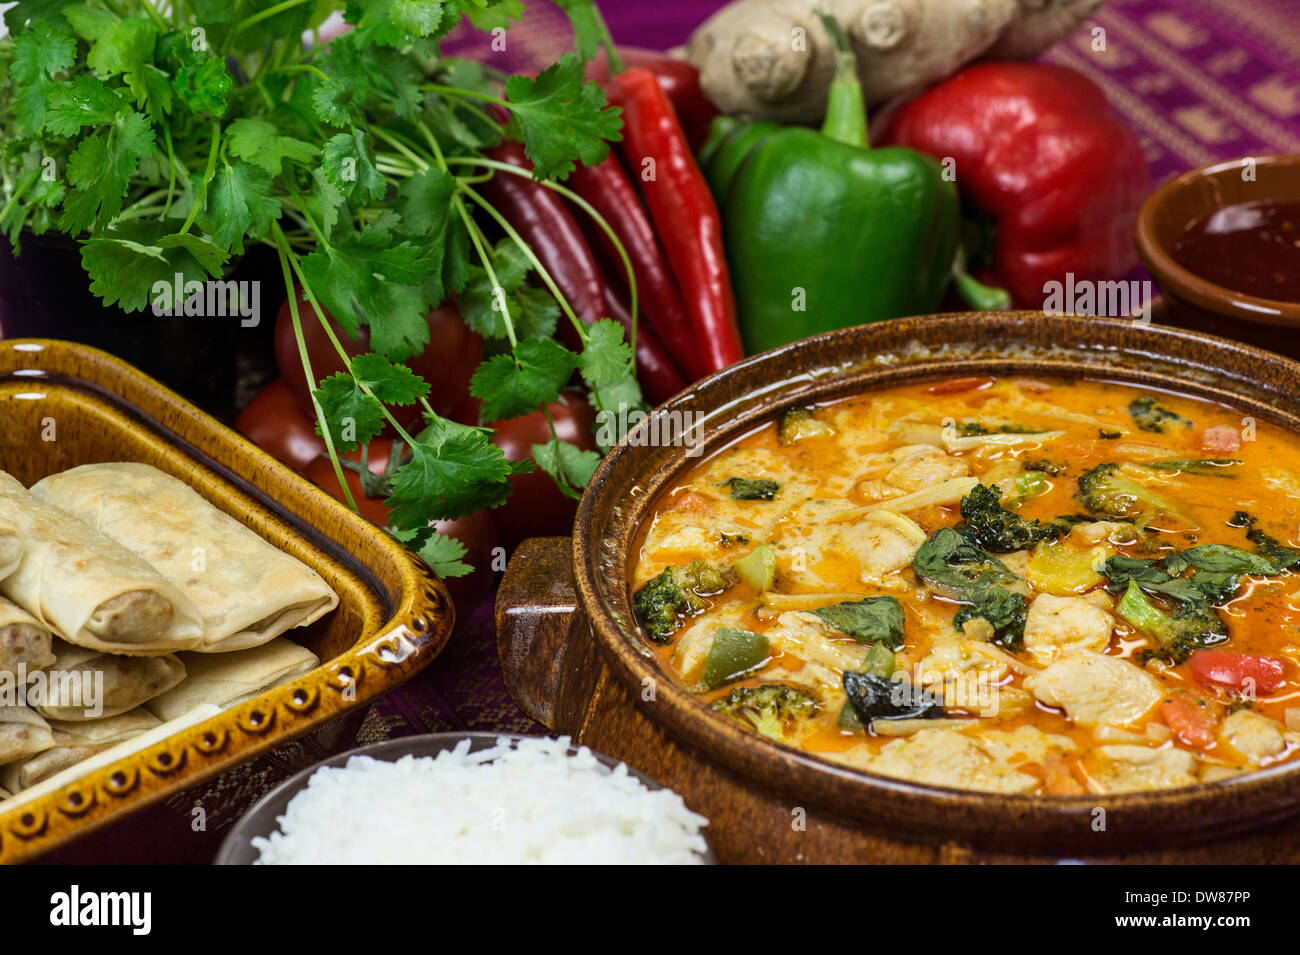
[1136,154,1300,356]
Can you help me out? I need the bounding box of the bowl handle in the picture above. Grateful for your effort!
[495,537,602,731]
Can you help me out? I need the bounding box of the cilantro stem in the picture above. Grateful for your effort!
[137,0,168,30]
[459,182,579,343]
[456,196,518,350]
[450,156,639,355]
[161,125,178,220]
[0,174,35,229]
[370,127,431,172]
[275,223,425,451]
[234,0,315,36]
[179,122,221,236]
[419,84,508,109]
[271,222,358,513]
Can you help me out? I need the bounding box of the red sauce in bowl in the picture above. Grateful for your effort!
[1171,199,1300,303]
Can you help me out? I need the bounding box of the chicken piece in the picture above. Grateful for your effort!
[1218,710,1287,765]
[865,729,1038,794]
[1024,651,1164,728]
[1088,745,1199,793]
[914,636,1009,686]
[768,612,871,673]
[973,725,1076,766]
[1069,521,1138,546]
[771,500,921,587]
[884,445,972,492]
[1022,594,1114,666]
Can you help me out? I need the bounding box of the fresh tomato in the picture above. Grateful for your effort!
[235,378,326,471]
[304,439,498,611]
[1158,696,1217,749]
[274,288,482,427]
[488,393,598,552]
[1188,651,1286,696]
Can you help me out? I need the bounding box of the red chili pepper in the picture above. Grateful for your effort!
[604,287,687,405]
[479,141,688,403]
[587,47,718,151]
[605,68,743,376]
[882,62,1150,308]
[480,142,609,325]
[569,154,703,380]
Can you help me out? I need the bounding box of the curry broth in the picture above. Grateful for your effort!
[628,376,1300,795]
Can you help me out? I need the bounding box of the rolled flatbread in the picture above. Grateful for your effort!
[146,638,319,721]
[0,471,204,653]
[0,709,161,792]
[0,596,55,675]
[30,641,186,721]
[0,704,54,764]
[0,518,19,582]
[2,704,222,812]
[31,463,339,653]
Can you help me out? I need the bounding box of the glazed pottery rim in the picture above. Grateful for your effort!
[572,311,1300,849]
[0,339,453,863]
[1135,154,1300,326]
[214,731,716,864]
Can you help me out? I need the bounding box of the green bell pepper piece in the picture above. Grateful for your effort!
[712,9,1004,354]
[698,626,770,689]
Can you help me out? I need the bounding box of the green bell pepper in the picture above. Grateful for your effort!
[706,9,1006,355]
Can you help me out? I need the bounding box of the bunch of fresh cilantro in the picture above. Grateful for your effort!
[0,0,643,579]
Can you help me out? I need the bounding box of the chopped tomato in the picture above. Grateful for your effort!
[673,491,714,516]
[1041,758,1084,795]
[1188,651,1286,696]
[1200,425,1242,453]
[925,376,993,395]
[1158,696,1217,748]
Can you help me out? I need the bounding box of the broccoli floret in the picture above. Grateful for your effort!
[633,562,735,643]
[953,586,1028,650]
[778,407,833,445]
[958,483,1062,552]
[1116,580,1228,663]
[1077,463,1192,528]
[1129,395,1191,433]
[710,684,818,740]
[1023,460,1067,475]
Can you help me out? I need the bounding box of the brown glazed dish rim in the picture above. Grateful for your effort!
[1135,154,1300,326]
[572,312,1300,853]
[0,339,453,863]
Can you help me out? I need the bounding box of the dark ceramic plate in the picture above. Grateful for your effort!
[215,732,716,864]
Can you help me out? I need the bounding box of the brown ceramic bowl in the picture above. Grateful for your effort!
[499,311,1300,864]
[215,732,716,864]
[0,339,453,864]
[1136,154,1300,357]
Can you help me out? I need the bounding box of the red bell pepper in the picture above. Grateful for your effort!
[1188,650,1286,696]
[587,47,718,151]
[882,62,1150,308]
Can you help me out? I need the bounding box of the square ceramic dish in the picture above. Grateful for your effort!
[0,339,453,863]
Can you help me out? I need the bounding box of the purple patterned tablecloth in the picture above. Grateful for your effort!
[371,0,1300,747]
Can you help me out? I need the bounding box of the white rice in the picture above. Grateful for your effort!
[250,736,710,864]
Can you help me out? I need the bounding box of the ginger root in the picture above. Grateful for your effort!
[686,0,1105,123]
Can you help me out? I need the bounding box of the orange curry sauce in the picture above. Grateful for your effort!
[628,376,1300,795]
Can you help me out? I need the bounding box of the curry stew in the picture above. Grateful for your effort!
[629,376,1300,795]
